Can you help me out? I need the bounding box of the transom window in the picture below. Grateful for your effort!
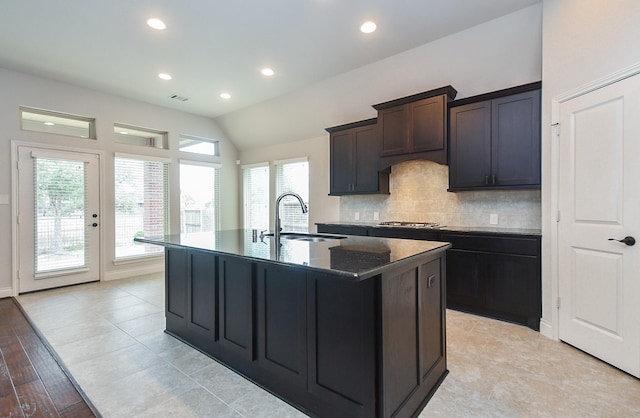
[20,106,96,139]
[114,123,168,149]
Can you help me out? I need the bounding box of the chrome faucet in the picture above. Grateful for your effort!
[274,192,308,241]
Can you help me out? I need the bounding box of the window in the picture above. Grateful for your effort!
[180,161,220,233]
[243,164,270,231]
[114,154,169,259]
[179,134,219,156]
[276,159,309,233]
[114,123,168,149]
[20,106,96,139]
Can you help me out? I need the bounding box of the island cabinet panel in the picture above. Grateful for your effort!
[307,273,377,418]
[152,238,449,418]
[166,248,188,322]
[218,256,256,370]
[255,263,308,403]
[380,258,446,418]
[165,248,218,355]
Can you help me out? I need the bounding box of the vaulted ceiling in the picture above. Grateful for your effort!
[0,0,540,150]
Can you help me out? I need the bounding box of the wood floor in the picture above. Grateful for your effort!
[0,297,98,417]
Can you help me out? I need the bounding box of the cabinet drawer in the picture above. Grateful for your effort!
[440,233,539,256]
[369,227,440,241]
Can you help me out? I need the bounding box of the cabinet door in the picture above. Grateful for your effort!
[329,130,353,194]
[353,125,380,193]
[491,90,541,186]
[485,253,540,328]
[449,101,492,189]
[411,95,445,152]
[445,249,487,310]
[188,252,217,342]
[379,106,408,156]
[256,263,307,388]
[218,256,255,369]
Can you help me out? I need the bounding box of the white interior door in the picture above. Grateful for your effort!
[17,146,101,293]
[558,74,640,377]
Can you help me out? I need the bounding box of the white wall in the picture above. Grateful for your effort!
[238,135,339,233]
[540,0,640,334]
[236,5,543,235]
[216,4,543,150]
[0,68,239,294]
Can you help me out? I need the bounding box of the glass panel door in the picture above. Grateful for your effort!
[17,146,100,293]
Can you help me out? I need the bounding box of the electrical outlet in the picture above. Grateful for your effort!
[355,212,360,221]
[373,212,379,221]
[490,213,498,225]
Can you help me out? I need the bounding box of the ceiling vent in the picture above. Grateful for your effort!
[169,94,189,102]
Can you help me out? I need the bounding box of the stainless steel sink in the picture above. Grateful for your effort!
[262,232,346,242]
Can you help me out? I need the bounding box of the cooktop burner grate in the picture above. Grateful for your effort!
[376,221,442,229]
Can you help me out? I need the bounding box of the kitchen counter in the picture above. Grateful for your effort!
[136,230,450,417]
[135,229,449,281]
[315,221,541,236]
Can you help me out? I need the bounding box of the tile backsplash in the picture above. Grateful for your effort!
[340,160,541,229]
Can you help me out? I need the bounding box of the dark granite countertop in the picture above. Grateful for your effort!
[135,230,450,281]
[315,222,541,237]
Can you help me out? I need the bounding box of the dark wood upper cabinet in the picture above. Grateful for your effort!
[373,86,457,168]
[449,82,541,191]
[327,118,389,196]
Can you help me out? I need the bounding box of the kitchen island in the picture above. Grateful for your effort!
[135,230,450,418]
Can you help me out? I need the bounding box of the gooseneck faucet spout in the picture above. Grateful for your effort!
[274,192,308,242]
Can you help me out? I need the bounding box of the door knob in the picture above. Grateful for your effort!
[608,236,636,246]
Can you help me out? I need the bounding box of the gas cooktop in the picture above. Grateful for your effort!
[376,221,442,229]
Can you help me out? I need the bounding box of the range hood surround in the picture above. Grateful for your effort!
[340,160,540,229]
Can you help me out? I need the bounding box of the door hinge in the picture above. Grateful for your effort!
[17,270,20,280]
[557,210,561,223]
[552,122,561,136]
[556,297,561,309]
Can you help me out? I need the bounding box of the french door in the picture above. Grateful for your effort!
[16,146,101,293]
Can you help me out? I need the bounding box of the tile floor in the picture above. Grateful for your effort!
[17,274,640,417]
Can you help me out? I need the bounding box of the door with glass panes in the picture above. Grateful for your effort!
[17,146,100,293]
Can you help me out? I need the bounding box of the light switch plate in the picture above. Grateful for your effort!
[489,213,498,225]
[373,212,379,221]
[355,212,360,221]
[0,195,8,205]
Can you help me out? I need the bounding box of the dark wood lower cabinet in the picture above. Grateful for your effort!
[163,248,447,418]
[316,224,542,330]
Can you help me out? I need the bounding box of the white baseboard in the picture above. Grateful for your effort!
[103,264,164,281]
[0,287,14,298]
[539,318,555,340]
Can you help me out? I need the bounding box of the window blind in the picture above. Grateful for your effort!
[243,164,270,230]
[180,161,220,233]
[114,156,169,259]
[276,160,309,233]
[34,157,88,272]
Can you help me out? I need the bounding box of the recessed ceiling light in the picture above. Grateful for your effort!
[158,73,172,80]
[220,92,231,100]
[147,18,166,30]
[44,122,55,126]
[360,21,377,34]
[261,68,275,77]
